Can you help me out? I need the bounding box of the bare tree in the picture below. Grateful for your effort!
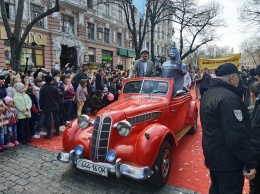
[173,0,225,60]
[0,0,60,71]
[240,36,260,66]
[239,0,260,29]
[98,0,149,59]
[146,0,175,61]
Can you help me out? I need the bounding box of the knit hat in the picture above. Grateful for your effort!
[4,96,13,104]
[14,83,25,92]
[44,75,54,84]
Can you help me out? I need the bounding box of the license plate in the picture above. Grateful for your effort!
[77,159,108,177]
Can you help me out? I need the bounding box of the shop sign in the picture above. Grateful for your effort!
[0,27,47,45]
[102,56,113,61]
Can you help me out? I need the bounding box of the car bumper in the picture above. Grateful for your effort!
[57,150,154,180]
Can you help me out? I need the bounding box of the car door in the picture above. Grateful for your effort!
[169,93,190,133]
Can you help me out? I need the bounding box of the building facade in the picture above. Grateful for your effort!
[0,0,174,72]
[239,52,260,70]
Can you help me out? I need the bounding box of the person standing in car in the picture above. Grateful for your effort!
[128,48,154,78]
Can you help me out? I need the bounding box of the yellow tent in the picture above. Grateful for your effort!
[199,54,241,70]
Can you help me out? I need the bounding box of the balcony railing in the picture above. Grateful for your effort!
[60,0,87,12]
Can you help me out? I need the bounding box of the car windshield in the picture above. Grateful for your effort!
[123,80,169,96]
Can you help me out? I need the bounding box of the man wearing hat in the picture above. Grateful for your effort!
[39,75,60,139]
[200,63,257,193]
[128,48,154,78]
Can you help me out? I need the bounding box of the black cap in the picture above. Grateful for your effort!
[0,75,5,80]
[215,63,242,76]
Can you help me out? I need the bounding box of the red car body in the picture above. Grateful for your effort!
[57,77,197,186]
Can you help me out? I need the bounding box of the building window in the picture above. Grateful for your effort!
[60,14,74,34]
[157,45,160,55]
[4,0,15,20]
[88,47,95,62]
[161,47,164,56]
[118,7,122,21]
[146,42,149,50]
[162,30,165,39]
[31,4,44,27]
[87,22,95,40]
[87,0,93,8]
[117,33,122,47]
[104,28,110,43]
[105,4,110,15]
[157,27,160,38]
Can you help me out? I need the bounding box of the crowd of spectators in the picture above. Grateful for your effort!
[0,64,129,150]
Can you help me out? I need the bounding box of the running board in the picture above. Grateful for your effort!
[175,125,192,141]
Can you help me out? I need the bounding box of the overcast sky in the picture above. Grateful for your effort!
[199,0,259,53]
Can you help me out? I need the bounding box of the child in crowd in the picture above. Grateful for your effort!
[6,76,21,98]
[33,77,46,136]
[13,83,32,145]
[0,100,8,151]
[76,79,88,117]
[27,87,40,139]
[4,96,19,146]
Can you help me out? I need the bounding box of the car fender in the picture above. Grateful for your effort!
[62,120,93,157]
[186,100,197,125]
[135,123,175,167]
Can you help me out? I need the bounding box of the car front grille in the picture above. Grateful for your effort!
[129,112,162,125]
[91,116,112,162]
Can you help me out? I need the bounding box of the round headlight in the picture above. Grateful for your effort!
[77,114,90,129]
[116,121,132,137]
[75,145,84,156]
[106,150,117,162]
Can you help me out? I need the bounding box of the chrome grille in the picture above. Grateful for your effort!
[91,116,112,162]
[129,112,162,125]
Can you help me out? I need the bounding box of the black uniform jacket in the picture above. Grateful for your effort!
[39,83,60,112]
[251,95,260,163]
[200,78,257,171]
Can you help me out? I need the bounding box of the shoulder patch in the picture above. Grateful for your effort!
[233,110,243,121]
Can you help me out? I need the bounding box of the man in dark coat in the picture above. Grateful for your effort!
[39,75,60,139]
[199,68,211,98]
[249,81,260,193]
[200,63,257,193]
[95,69,104,91]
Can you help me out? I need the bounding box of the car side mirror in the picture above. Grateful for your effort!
[173,90,185,98]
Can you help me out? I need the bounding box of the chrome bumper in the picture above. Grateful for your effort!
[57,150,154,180]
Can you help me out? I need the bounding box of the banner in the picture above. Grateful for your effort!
[132,0,146,16]
[199,53,241,70]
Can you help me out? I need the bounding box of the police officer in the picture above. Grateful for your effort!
[200,63,257,194]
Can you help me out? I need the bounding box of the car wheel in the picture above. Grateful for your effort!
[188,109,198,135]
[149,141,171,187]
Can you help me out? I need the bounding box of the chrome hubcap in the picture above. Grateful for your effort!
[162,150,170,177]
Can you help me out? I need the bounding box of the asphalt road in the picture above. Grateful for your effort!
[0,145,199,194]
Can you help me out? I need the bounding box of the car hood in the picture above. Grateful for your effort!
[99,96,166,116]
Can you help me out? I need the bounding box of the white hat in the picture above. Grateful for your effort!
[140,48,149,54]
[14,83,25,92]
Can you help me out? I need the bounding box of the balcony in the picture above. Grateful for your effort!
[60,0,87,12]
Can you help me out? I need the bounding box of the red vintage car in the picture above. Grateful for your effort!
[57,77,197,186]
